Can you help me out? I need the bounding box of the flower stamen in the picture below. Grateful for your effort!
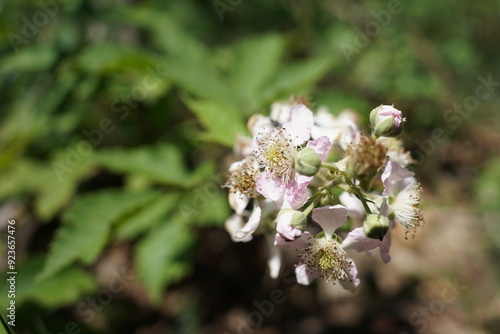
[255,127,297,184]
[301,238,352,283]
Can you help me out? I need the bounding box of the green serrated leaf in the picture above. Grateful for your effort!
[134,215,194,302]
[0,46,57,75]
[38,190,161,281]
[230,34,285,112]
[0,160,44,200]
[35,149,96,221]
[263,55,333,103]
[0,257,97,309]
[141,16,234,105]
[178,190,229,227]
[95,144,189,186]
[183,98,247,147]
[116,193,181,240]
[76,43,159,74]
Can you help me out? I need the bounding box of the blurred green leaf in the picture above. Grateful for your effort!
[35,149,96,221]
[475,157,500,213]
[183,98,247,147]
[229,34,285,112]
[124,9,235,105]
[76,43,159,74]
[0,46,57,75]
[116,193,181,240]
[262,55,333,103]
[134,215,194,302]
[178,190,229,227]
[95,144,191,186]
[0,160,43,200]
[38,190,161,280]
[0,257,96,309]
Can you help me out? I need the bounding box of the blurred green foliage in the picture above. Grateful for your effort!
[0,0,498,332]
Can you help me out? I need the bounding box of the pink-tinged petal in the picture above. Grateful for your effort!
[312,205,348,239]
[232,202,262,241]
[276,210,304,241]
[339,261,360,292]
[281,178,310,210]
[283,104,314,146]
[382,161,416,196]
[342,227,391,263]
[295,263,320,285]
[266,234,282,279]
[379,198,391,217]
[294,172,314,185]
[274,231,312,247]
[378,229,391,264]
[306,136,332,161]
[256,171,285,201]
[339,192,365,219]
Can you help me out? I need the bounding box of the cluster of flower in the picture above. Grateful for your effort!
[223,98,423,292]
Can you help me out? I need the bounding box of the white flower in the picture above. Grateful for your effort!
[276,205,360,291]
[311,107,360,151]
[376,137,414,167]
[382,161,423,238]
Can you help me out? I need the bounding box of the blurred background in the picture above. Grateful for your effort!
[0,0,499,333]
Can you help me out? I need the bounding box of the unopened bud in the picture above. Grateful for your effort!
[294,147,321,176]
[276,209,307,240]
[370,105,404,137]
[362,214,390,241]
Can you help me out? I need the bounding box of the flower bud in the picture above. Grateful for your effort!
[276,209,307,241]
[362,214,390,241]
[294,147,321,176]
[370,105,404,137]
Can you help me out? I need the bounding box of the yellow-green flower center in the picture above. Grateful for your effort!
[302,238,352,282]
[255,127,297,184]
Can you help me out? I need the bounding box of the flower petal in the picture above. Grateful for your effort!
[295,263,320,285]
[281,178,311,209]
[256,171,285,202]
[342,227,391,263]
[276,210,304,241]
[274,231,312,247]
[306,136,332,161]
[382,161,416,196]
[339,192,365,219]
[266,234,282,279]
[311,205,348,239]
[339,260,360,292]
[232,201,262,241]
[225,214,252,242]
[228,191,250,215]
[282,104,314,146]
